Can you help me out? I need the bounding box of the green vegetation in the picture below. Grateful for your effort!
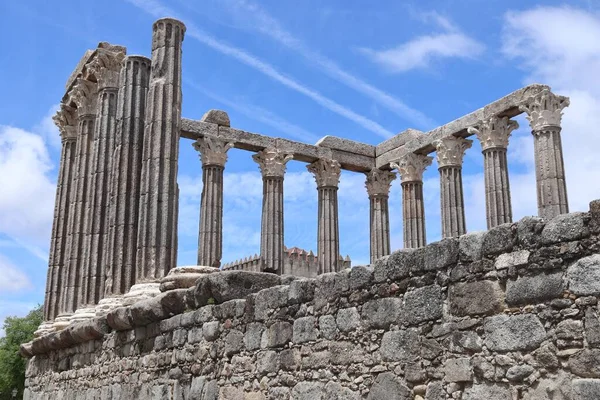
[0,306,42,399]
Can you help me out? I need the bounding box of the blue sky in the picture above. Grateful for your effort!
[1,0,600,329]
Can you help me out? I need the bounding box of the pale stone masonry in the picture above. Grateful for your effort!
[105,55,151,296]
[136,18,186,281]
[194,134,233,268]
[520,89,570,220]
[365,169,396,263]
[468,116,519,228]
[253,149,293,273]
[392,153,433,248]
[308,159,342,273]
[434,136,472,238]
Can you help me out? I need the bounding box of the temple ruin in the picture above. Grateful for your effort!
[22,16,600,400]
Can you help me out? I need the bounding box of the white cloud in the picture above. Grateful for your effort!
[0,254,32,293]
[360,14,484,73]
[33,104,61,149]
[126,0,395,139]
[503,6,600,213]
[0,125,56,255]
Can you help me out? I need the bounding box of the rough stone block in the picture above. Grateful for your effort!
[449,280,504,316]
[224,330,244,356]
[495,250,530,270]
[261,321,292,348]
[569,349,600,378]
[425,381,444,400]
[107,307,133,331]
[324,382,360,400]
[380,329,420,362]
[319,315,337,340]
[459,231,485,262]
[573,379,600,400]
[293,316,317,344]
[367,372,410,400]
[506,272,563,306]
[203,321,220,341]
[348,265,373,290]
[585,307,600,347]
[403,285,443,325]
[556,319,583,340]
[336,307,361,332]
[506,364,534,382]
[373,250,412,283]
[361,298,403,329]
[421,238,459,272]
[292,382,324,400]
[541,212,589,244]
[244,322,264,351]
[567,255,600,296]
[288,279,316,304]
[314,271,349,310]
[444,358,473,382]
[194,271,282,306]
[484,314,546,351]
[481,223,515,256]
[254,285,289,321]
[463,384,511,400]
[516,215,545,247]
[330,341,363,365]
[257,350,280,375]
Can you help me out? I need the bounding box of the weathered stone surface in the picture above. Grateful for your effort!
[380,329,419,362]
[194,271,282,305]
[159,266,219,292]
[254,285,289,321]
[373,250,412,282]
[257,350,280,374]
[449,280,504,316]
[200,109,230,126]
[362,298,402,328]
[484,314,546,351]
[292,382,324,400]
[444,358,473,382]
[367,372,410,400]
[567,255,600,296]
[319,315,337,339]
[293,317,317,344]
[525,371,571,400]
[495,250,530,270]
[348,265,373,290]
[463,384,511,400]
[421,238,459,272]
[481,223,514,256]
[541,212,589,244]
[506,364,534,382]
[261,321,292,348]
[288,279,315,304]
[336,307,361,332]
[585,307,600,347]
[516,216,545,247]
[569,349,600,378]
[323,382,360,400]
[403,285,443,325]
[572,379,600,400]
[459,231,485,262]
[506,272,563,306]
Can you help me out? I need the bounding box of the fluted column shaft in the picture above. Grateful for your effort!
[392,153,432,249]
[194,135,233,268]
[308,159,341,274]
[435,136,471,238]
[254,149,292,274]
[105,56,151,296]
[365,169,396,263]
[520,89,570,220]
[137,18,186,281]
[44,106,77,320]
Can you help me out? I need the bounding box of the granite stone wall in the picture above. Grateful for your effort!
[23,202,600,399]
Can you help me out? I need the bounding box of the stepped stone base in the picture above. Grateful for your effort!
[159,265,219,292]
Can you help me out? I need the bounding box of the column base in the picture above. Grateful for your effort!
[159,265,219,292]
[33,321,56,337]
[69,306,97,324]
[52,313,73,331]
[121,282,162,306]
[95,296,126,317]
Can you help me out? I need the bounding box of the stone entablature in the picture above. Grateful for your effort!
[24,205,600,400]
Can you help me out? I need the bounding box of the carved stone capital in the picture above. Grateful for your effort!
[69,77,98,117]
[434,136,473,168]
[365,169,396,197]
[86,50,126,90]
[253,148,293,178]
[53,103,78,141]
[390,153,433,182]
[468,116,519,151]
[307,158,341,188]
[519,89,570,132]
[192,135,234,167]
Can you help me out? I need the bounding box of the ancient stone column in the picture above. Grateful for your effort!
[193,135,234,268]
[253,149,293,274]
[434,136,472,238]
[308,159,341,274]
[62,77,98,314]
[137,18,186,281]
[391,153,433,249]
[80,50,125,305]
[104,55,151,296]
[468,116,519,228]
[365,169,396,263]
[43,104,78,322]
[519,89,570,220]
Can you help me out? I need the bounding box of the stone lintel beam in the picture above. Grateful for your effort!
[376,84,551,168]
[180,118,376,172]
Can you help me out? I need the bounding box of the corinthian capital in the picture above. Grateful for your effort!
[69,77,98,116]
[434,136,473,168]
[86,50,126,90]
[53,103,77,141]
[519,89,570,132]
[390,153,433,183]
[307,159,341,188]
[192,135,234,167]
[365,169,396,197]
[253,148,293,178]
[468,116,519,151]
